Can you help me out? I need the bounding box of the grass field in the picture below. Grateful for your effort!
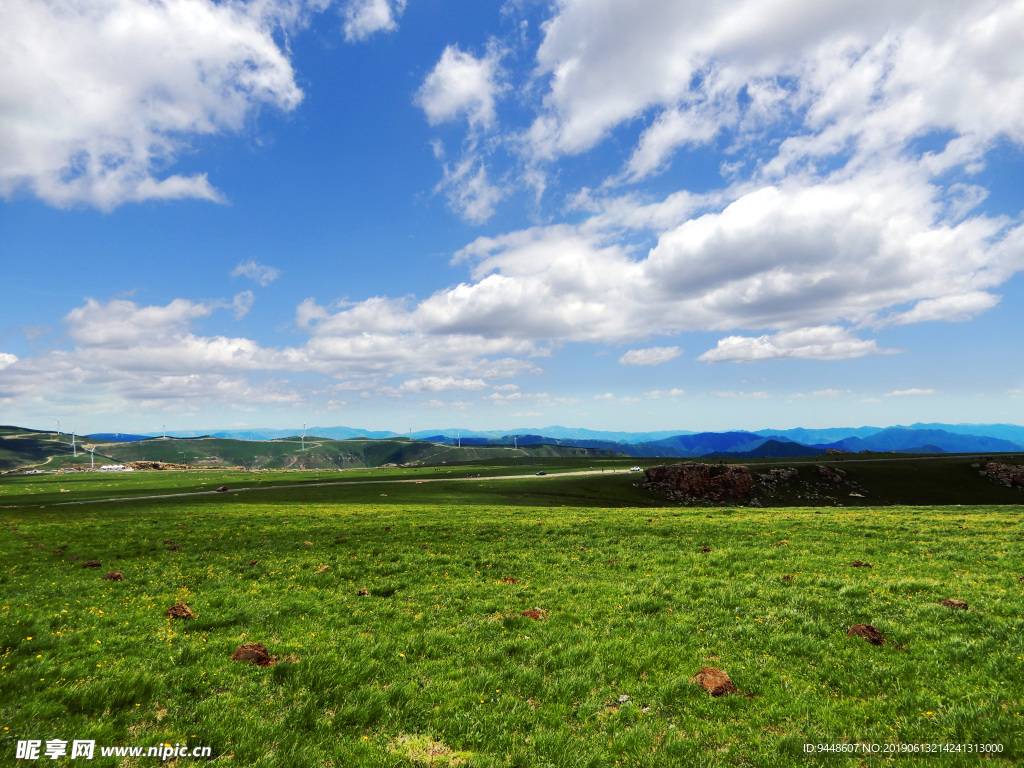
[2,469,1022,766]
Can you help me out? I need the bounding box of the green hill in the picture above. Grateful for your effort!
[0,432,625,472]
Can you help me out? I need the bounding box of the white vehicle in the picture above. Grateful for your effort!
[630,466,642,472]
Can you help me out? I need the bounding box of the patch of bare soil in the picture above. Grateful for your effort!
[314,565,330,574]
[846,624,884,645]
[521,608,547,620]
[689,667,737,697]
[772,539,789,547]
[782,574,794,582]
[67,554,80,562]
[847,561,872,568]
[165,603,195,619]
[82,560,102,568]
[700,546,713,553]
[103,571,124,581]
[940,599,969,610]
[501,577,519,584]
[357,588,370,596]
[230,642,276,667]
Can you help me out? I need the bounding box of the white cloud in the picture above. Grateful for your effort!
[0,353,18,370]
[792,388,853,398]
[643,388,685,399]
[394,377,489,393]
[710,390,771,399]
[698,326,894,363]
[618,346,682,366]
[0,0,307,209]
[416,44,503,131]
[435,154,506,224]
[528,0,1024,177]
[342,0,406,42]
[232,260,282,286]
[884,388,937,397]
[884,292,1001,326]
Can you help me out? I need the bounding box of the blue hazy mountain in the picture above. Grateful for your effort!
[817,427,1023,453]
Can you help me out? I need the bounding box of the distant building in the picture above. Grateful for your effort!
[99,464,134,472]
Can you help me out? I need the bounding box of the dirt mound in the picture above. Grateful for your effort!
[848,560,872,568]
[102,571,124,581]
[940,598,969,610]
[689,667,736,697]
[846,624,884,645]
[699,545,713,553]
[231,642,276,666]
[314,565,330,574]
[521,608,547,620]
[165,603,195,619]
[782,574,794,581]
[643,463,754,503]
[502,577,520,583]
[82,560,102,568]
[357,588,370,596]
[772,539,789,547]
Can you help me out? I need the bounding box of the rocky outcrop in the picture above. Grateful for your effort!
[127,461,190,471]
[982,462,1024,488]
[816,465,847,484]
[643,462,754,503]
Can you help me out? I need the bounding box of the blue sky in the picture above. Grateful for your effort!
[1,0,1022,435]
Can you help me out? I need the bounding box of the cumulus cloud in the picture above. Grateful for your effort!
[528,0,1024,174]
[0,353,18,370]
[232,260,282,286]
[618,346,682,366]
[698,326,895,363]
[416,44,504,130]
[0,0,309,209]
[342,0,406,42]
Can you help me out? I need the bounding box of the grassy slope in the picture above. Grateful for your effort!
[1,496,1021,767]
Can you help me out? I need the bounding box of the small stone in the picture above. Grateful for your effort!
[689,667,736,697]
[617,694,631,703]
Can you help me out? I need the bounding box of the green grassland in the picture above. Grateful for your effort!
[1,468,1022,766]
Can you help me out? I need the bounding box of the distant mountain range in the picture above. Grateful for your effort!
[100,422,1024,459]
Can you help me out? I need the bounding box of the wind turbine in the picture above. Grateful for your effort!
[301,423,306,451]
[87,447,95,470]
[70,430,77,458]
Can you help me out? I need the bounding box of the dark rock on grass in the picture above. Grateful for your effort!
[82,560,102,568]
[231,642,275,666]
[848,561,872,568]
[689,667,737,697]
[165,603,195,619]
[940,598,969,610]
[846,624,884,645]
[357,588,370,597]
[700,546,713,553]
[103,571,124,581]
